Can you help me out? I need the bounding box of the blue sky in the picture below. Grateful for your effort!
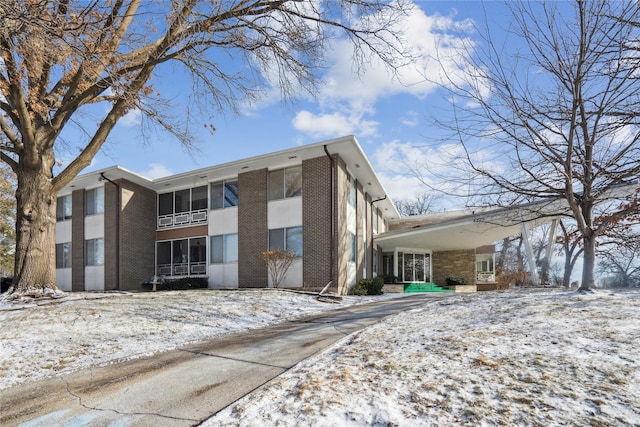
[73,1,510,210]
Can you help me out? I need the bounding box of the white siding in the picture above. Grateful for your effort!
[208,264,238,289]
[55,220,72,243]
[267,198,302,229]
[84,214,104,240]
[267,259,302,288]
[208,207,238,235]
[84,266,104,291]
[56,269,72,291]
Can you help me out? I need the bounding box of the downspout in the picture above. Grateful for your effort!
[370,196,387,277]
[100,173,120,291]
[323,145,335,286]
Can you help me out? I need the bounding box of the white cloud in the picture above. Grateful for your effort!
[319,4,476,104]
[401,111,421,127]
[119,108,142,127]
[140,163,172,179]
[292,108,379,138]
[372,140,478,207]
[288,3,477,139]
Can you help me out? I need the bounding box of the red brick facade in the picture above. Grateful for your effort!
[302,156,333,290]
[238,168,268,288]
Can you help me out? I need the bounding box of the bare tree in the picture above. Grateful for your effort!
[436,0,640,291]
[597,219,640,287]
[394,191,440,216]
[0,164,16,277]
[261,249,297,288]
[0,0,410,298]
[556,219,583,287]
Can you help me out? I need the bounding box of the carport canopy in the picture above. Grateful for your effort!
[374,200,564,252]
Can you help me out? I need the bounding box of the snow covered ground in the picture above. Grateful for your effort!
[0,289,399,391]
[206,288,640,426]
[2,288,639,426]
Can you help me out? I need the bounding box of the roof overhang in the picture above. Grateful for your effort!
[375,181,639,252]
[60,135,400,220]
[375,199,568,252]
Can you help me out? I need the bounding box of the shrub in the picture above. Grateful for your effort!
[446,276,467,286]
[380,274,397,284]
[155,277,209,291]
[261,249,297,288]
[353,277,384,295]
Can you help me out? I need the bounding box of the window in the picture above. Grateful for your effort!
[268,226,303,257]
[56,195,72,222]
[191,186,208,210]
[349,176,356,208]
[86,238,104,266]
[210,233,238,263]
[56,243,72,268]
[85,187,104,216]
[210,180,238,209]
[158,193,173,216]
[348,231,356,262]
[269,166,302,200]
[174,189,190,213]
[156,237,208,276]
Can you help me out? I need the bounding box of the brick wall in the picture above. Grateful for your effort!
[238,168,268,287]
[118,180,157,290]
[302,156,332,289]
[103,182,118,290]
[432,249,476,286]
[71,189,85,292]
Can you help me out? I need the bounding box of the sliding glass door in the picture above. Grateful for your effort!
[397,251,431,283]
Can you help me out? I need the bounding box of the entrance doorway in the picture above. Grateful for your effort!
[397,252,431,283]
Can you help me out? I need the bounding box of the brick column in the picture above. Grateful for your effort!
[119,180,157,290]
[71,189,85,291]
[238,169,268,287]
[103,182,118,290]
[302,156,332,289]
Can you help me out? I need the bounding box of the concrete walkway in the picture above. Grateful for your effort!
[1,293,449,426]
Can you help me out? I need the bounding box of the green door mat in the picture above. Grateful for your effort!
[403,282,455,293]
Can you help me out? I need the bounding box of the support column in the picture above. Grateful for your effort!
[521,222,539,284]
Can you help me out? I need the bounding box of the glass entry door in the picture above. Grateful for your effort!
[397,252,431,282]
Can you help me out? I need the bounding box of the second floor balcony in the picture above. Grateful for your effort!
[158,209,208,229]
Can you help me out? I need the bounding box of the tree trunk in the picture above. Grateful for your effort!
[7,162,61,298]
[562,251,573,287]
[579,233,597,291]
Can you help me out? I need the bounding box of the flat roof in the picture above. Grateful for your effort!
[59,135,400,219]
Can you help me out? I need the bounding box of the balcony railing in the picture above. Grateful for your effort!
[477,272,496,283]
[156,262,207,277]
[158,209,208,229]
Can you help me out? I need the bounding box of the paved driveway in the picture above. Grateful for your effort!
[1,293,450,426]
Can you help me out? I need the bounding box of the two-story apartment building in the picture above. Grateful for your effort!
[55,136,401,295]
[59,134,577,294]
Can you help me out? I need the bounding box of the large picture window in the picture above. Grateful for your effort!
[210,233,238,263]
[85,187,104,216]
[86,238,104,266]
[56,242,72,268]
[156,237,207,276]
[56,195,72,222]
[269,166,302,200]
[210,180,238,209]
[268,226,303,257]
